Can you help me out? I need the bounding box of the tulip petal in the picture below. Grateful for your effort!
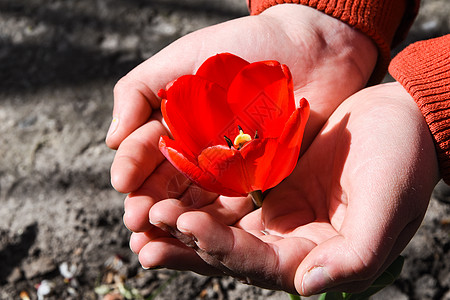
[238,138,278,191]
[278,98,310,148]
[227,61,295,138]
[162,75,235,156]
[262,99,310,191]
[198,145,252,196]
[195,53,250,90]
[159,136,241,197]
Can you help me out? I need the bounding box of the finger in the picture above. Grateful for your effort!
[176,211,316,292]
[295,189,426,296]
[106,76,158,149]
[295,235,389,296]
[123,194,155,233]
[129,232,149,254]
[138,236,221,275]
[110,119,168,193]
[128,230,166,254]
[149,194,253,233]
[299,216,423,295]
[123,160,190,232]
[105,36,205,149]
[294,187,404,297]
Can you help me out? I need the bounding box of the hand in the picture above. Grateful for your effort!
[108,3,377,194]
[131,82,439,295]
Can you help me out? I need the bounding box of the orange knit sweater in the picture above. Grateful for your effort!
[389,35,450,183]
[249,1,450,182]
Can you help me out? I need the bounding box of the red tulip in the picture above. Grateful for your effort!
[158,53,309,199]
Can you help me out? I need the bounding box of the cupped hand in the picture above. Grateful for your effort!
[134,82,439,295]
[108,3,377,194]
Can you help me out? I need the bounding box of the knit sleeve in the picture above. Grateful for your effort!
[247,0,420,85]
[389,34,450,183]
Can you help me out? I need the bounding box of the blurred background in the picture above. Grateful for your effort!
[0,0,449,299]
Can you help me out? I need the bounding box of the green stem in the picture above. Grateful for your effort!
[288,293,302,300]
[250,190,264,207]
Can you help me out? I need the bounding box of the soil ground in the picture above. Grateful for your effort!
[0,0,449,299]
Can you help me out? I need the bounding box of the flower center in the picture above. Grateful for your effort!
[234,127,252,148]
[224,125,257,150]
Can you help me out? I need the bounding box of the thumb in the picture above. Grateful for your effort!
[295,235,385,296]
[295,203,425,296]
[294,174,418,296]
[106,34,202,149]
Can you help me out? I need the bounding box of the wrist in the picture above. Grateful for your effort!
[389,35,450,184]
[262,4,377,81]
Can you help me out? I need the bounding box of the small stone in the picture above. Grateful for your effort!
[36,280,55,300]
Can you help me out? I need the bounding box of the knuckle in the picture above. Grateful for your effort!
[113,77,129,95]
[348,245,382,279]
[338,238,383,281]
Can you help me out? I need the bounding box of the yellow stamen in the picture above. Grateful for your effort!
[234,128,252,148]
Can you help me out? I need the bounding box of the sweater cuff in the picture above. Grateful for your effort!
[389,35,450,183]
[248,0,417,85]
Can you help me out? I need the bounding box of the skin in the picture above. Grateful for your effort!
[106,3,439,296]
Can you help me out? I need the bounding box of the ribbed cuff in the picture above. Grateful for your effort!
[248,0,417,85]
[389,35,450,183]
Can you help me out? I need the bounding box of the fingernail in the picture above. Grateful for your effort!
[106,117,119,139]
[143,265,163,270]
[149,218,161,226]
[302,267,332,295]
